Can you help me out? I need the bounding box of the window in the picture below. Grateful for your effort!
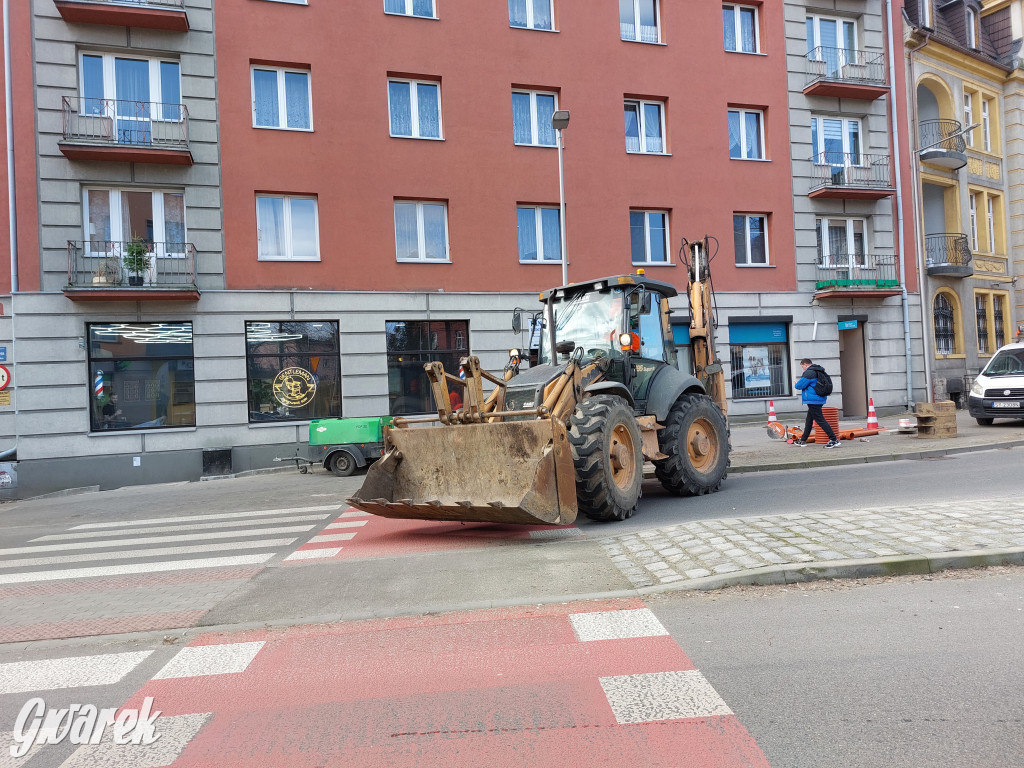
[728,322,791,399]
[974,291,1012,355]
[976,294,989,354]
[728,108,764,160]
[630,210,669,264]
[245,321,341,423]
[512,90,557,146]
[624,99,665,154]
[80,53,182,145]
[620,0,659,43]
[733,214,768,265]
[256,195,319,261]
[89,322,195,431]
[394,201,449,261]
[384,0,435,18]
[723,4,758,53]
[969,192,978,250]
[810,115,860,166]
[84,188,186,269]
[815,217,866,267]
[509,0,553,30]
[517,206,562,262]
[963,91,974,147]
[251,67,311,130]
[933,291,959,355]
[386,320,469,415]
[987,196,995,252]
[806,15,857,77]
[388,78,442,139]
[966,7,978,48]
[982,99,990,151]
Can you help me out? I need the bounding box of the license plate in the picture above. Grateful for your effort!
[992,401,1021,408]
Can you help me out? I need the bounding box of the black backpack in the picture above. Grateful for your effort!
[814,369,833,397]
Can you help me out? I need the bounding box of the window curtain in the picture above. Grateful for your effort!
[827,221,847,266]
[82,55,105,117]
[740,7,756,51]
[253,70,280,127]
[384,0,404,12]
[638,0,657,41]
[540,208,561,261]
[619,0,635,38]
[87,190,112,253]
[115,58,151,144]
[394,203,419,259]
[422,204,447,260]
[509,0,528,27]
[284,72,310,130]
[512,93,533,144]
[258,197,286,259]
[536,94,556,145]
[743,112,760,159]
[643,103,662,152]
[531,0,551,29]
[728,111,741,158]
[517,207,537,260]
[412,0,433,16]
[163,193,185,253]
[388,82,412,136]
[416,83,440,138]
[624,104,641,152]
[723,7,736,51]
[289,198,317,260]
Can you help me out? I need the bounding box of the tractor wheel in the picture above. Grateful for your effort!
[568,395,643,522]
[330,451,356,477]
[653,393,730,497]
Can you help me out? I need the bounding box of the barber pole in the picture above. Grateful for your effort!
[94,371,103,398]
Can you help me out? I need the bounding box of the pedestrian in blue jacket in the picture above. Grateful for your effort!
[793,358,839,448]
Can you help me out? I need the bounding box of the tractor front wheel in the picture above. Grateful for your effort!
[653,393,730,496]
[568,395,643,522]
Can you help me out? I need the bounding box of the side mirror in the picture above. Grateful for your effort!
[512,311,522,335]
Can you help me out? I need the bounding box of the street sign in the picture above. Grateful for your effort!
[0,366,9,390]
[0,347,7,362]
[837,320,858,330]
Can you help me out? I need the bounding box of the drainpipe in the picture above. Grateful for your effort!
[3,0,16,294]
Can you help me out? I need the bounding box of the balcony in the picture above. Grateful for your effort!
[925,233,973,278]
[803,47,888,99]
[54,0,189,31]
[808,153,895,200]
[918,120,967,170]
[814,254,901,299]
[64,240,200,301]
[59,97,192,165]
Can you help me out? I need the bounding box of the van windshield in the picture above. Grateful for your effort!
[981,347,1024,377]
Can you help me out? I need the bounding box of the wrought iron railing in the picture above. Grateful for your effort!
[61,96,189,149]
[810,153,892,190]
[815,253,899,290]
[67,240,197,288]
[805,46,887,85]
[918,119,966,154]
[925,233,972,268]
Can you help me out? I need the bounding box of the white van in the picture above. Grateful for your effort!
[968,341,1024,425]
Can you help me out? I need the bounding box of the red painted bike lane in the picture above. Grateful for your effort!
[106,599,769,768]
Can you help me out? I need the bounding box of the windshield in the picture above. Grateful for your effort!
[539,290,624,364]
[981,347,1024,377]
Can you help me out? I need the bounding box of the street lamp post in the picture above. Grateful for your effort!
[552,109,570,287]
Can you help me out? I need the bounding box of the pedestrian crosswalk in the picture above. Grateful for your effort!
[0,504,344,585]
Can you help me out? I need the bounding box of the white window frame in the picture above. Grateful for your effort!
[512,89,558,146]
[966,7,978,48]
[387,78,443,140]
[963,91,974,147]
[384,0,436,18]
[250,66,312,131]
[79,52,181,116]
[969,192,979,250]
[982,98,991,152]
[733,213,769,266]
[630,210,670,265]
[806,14,858,52]
[624,99,666,154]
[816,217,867,268]
[810,115,861,165]
[394,200,450,262]
[83,187,187,261]
[256,194,320,262]
[987,196,995,252]
[517,205,563,263]
[723,4,759,54]
[620,0,660,44]
[728,108,765,160]
[509,0,554,31]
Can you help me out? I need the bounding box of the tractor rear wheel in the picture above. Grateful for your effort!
[568,395,642,522]
[653,393,730,496]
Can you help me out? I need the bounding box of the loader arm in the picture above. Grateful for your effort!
[685,238,728,416]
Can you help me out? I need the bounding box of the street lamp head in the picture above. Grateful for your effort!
[551,109,570,131]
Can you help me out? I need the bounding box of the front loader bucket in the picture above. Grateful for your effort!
[346,419,578,526]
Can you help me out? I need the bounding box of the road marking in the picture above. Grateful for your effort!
[0,651,152,695]
[324,520,368,529]
[0,538,297,569]
[283,548,342,561]
[153,641,265,680]
[568,608,669,642]
[59,712,212,768]
[70,504,343,530]
[307,533,357,544]
[32,514,332,541]
[0,554,274,584]
[599,670,733,723]
[339,510,370,518]
[6,526,316,555]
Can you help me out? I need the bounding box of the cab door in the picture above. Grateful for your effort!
[629,291,668,409]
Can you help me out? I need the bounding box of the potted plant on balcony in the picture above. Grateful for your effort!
[91,256,123,286]
[123,236,151,286]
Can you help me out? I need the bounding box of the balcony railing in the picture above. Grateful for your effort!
[54,0,189,31]
[804,47,887,97]
[925,233,973,277]
[66,240,197,290]
[919,120,966,154]
[815,253,900,292]
[62,96,189,148]
[809,153,893,197]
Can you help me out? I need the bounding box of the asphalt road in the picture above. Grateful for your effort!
[652,567,1024,768]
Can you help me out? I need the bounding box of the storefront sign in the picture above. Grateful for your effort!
[837,320,858,330]
[273,367,317,408]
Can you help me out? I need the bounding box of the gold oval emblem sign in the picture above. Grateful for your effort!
[272,367,317,408]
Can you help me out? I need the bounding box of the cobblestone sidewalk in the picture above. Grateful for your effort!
[599,496,1024,589]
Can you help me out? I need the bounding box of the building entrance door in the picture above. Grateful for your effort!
[839,322,867,418]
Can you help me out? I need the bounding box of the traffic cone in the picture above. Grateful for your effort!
[866,397,879,429]
[768,400,778,423]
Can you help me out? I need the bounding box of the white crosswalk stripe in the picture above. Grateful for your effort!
[0,504,345,584]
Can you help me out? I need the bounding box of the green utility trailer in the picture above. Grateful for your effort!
[307,416,393,476]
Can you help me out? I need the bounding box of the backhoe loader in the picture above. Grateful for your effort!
[347,237,729,525]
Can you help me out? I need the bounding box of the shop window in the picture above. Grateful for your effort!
[386,320,468,415]
[245,321,341,422]
[89,322,195,431]
[728,322,791,399]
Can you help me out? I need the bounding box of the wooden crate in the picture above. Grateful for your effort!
[914,409,957,438]
[915,400,956,417]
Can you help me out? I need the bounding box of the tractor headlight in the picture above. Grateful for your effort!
[509,348,520,359]
[618,333,632,349]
